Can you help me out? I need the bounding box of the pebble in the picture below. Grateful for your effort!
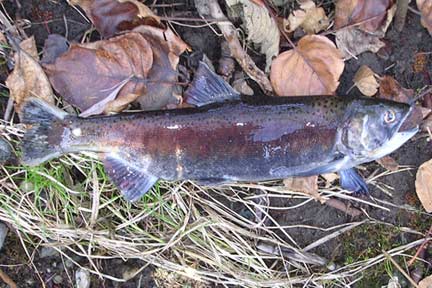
[0,222,8,250]
[53,275,63,284]
[65,259,74,268]
[75,268,90,288]
[0,137,11,164]
[40,247,59,258]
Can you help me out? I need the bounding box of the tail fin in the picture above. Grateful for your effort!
[20,97,69,166]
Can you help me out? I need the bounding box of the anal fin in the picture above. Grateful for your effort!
[339,168,369,196]
[103,154,158,202]
[185,62,240,107]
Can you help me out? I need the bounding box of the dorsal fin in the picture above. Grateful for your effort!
[103,154,158,202]
[185,62,240,107]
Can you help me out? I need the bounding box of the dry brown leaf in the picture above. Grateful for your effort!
[415,159,432,213]
[225,0,279,70]
[133,26,188,110]
[335,28,385,59]
[335,3,395,59]
[5,36,54,113]
[353,65,379,96]
[334,0,392,32]
[69,0,161,37]
[283,176,325,203]
[285,0,329,34]
[419,275,432,288]
[417,0,432,34]
[379,75,413,103]
[44,32,152,115]
[376,156,399,171]
[270,35,344,96]
[44,27,187,114]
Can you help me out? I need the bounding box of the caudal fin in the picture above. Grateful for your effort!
[20,98,69,166]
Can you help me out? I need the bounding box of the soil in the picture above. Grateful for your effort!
[0,0,431,287]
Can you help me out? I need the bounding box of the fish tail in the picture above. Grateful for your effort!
[20,97,69,166]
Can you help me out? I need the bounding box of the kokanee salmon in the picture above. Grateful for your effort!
[20,63,418,201]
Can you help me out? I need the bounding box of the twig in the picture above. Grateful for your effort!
[325,198,362,217]
[194,0,273,93]
[0,269,17,288]
[382,251,419,288]
[395,0,410,32]
[408,224,432,267]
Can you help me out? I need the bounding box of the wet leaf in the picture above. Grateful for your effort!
[41,34,69,65]
[132,25,189,110]
[353,65,379,96]
[283,176,325,203]
[336,25,385,59]
[376,156,399,171]
[379,75,413,103]
[335,2,395,59]
[69,0,161,37]
[415,159,432,213]
[225,0,279,70]
[44,32,153,115]
[5,36,54,113]
[334,0,393,32]
[417,0,432,34]
[270,35,344,96]
[285,0,329,34]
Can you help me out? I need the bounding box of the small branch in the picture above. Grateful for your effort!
[395,0,410,32]
[0,269,17,288]
[383,251,420,288]
[194,0,273,93]
[325,198,362,217]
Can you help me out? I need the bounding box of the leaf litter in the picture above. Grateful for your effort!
[5,36,54,113]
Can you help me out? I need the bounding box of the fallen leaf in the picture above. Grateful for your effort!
[334,0,392,33]
[44,32,153,115]
[283,176,325,203]
[415,159,432,213]
[335,28,385,59]
[5,36,54,113]
[270,35,344,96]
[421,114,432,132]
[419,275,432,288]
[413,52,428,73]
[41,34,69,65]
[376,156,399,171]
[69,0,161,37]
[379,75,413,103]
[285,0,329,34]
[417,0,432,34]
[225,0,280,70]
[335,2,396,59]
[321,173,340,188]
[133,25,188,110]
[353,65,379,96]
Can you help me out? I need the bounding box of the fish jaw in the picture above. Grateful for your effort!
[368,127,418,160]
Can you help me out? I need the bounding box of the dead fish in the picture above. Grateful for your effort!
[20,63,418,201]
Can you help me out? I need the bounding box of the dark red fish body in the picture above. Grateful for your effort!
[70,96,347,183]
[21,63,417,201]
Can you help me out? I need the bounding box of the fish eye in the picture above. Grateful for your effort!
[384,109,396,124]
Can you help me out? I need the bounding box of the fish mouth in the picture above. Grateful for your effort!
[371,105,419,160]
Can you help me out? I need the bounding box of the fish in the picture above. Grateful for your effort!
[20,62,418,201]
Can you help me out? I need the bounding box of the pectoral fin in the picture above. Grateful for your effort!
[185,62,240,107]
[339,168,369,195]
[103,154,158,202]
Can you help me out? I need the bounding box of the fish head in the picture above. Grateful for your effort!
[339,98,418,161]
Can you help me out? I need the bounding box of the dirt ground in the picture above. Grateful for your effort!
[0,0,432,287]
